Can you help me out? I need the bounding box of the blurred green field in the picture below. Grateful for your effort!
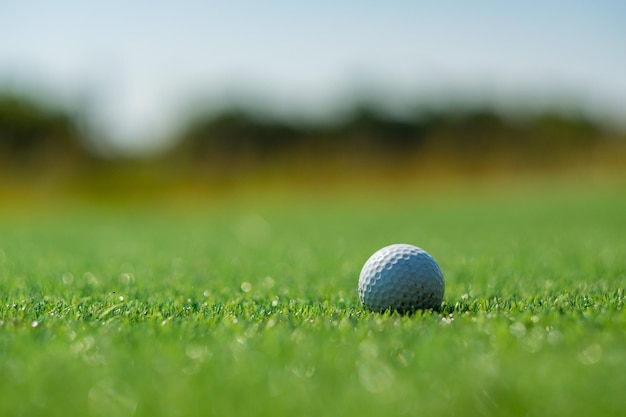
[1,180,625,417]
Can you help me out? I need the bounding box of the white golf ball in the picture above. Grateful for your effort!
[358,244,444,312]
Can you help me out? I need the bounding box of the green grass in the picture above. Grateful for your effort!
[1,181,625,417]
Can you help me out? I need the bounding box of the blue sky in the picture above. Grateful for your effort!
[1,1,625,151]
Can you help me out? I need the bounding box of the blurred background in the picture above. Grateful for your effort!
[1,1,625,201]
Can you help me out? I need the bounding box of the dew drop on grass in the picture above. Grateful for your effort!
[289,363,316,379]
[441,314,454,325]
[118,273,134,285]
[83,272,99,286]
[185,344,210,362]
[62,273,74,285]
[358,360,394,393]
[291,329,305,344]
[509,322,526,338]
[547,329,563,345]
[397,349,415,367]
[523,327,545,353]
[263,276,275,288]
[88,379,137,417]
[578,344,602,365]
[70,336,95,355]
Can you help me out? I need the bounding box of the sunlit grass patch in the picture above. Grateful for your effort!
[0,183,625,417]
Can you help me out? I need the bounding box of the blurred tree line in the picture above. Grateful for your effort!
[1,91,624,194]
[0,94,91,167]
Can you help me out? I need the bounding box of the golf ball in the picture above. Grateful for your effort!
[358,244,444,312]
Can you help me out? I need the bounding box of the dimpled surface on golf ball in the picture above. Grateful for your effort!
[358,244,444,312]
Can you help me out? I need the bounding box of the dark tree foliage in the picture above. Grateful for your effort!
[332,106,427,152]
[179,109,308,163]
[0,94,89,166]
[177,104,610,165]
[0,91,619,174]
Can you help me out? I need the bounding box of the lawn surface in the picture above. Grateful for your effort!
[1,180,625,417]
